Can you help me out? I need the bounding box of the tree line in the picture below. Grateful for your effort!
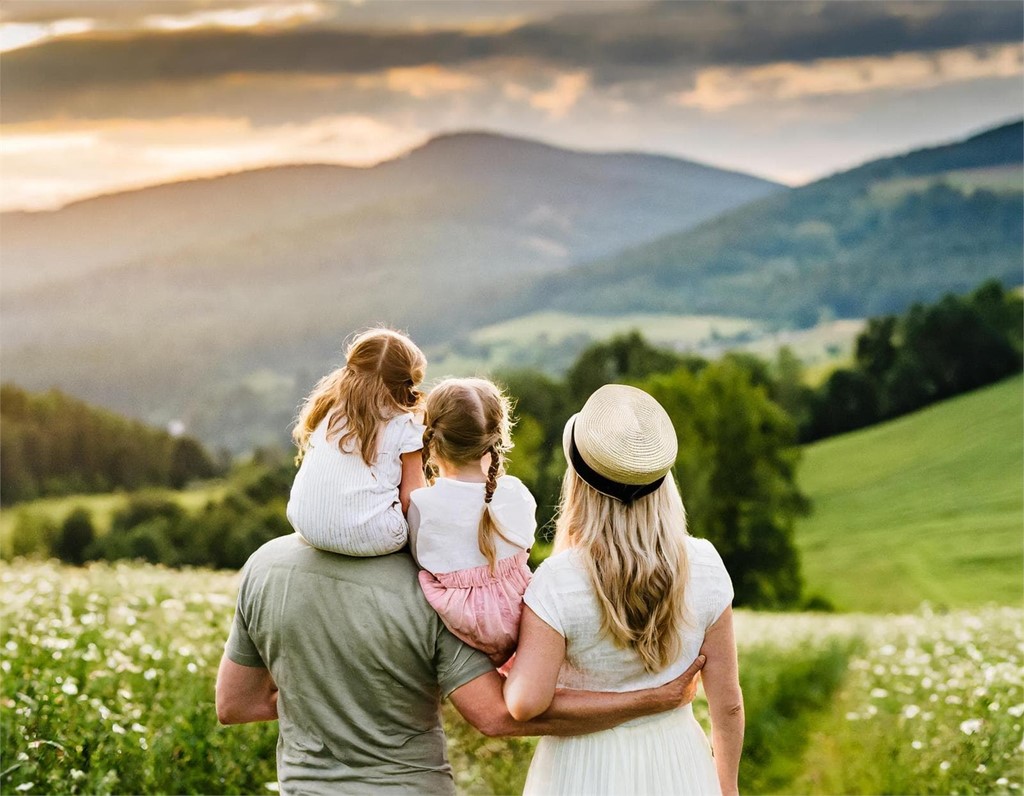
[5,279,1019,611]
[803,280,1022,439]
[0,385,222,505]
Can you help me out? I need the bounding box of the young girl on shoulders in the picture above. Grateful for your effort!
[287,328,427,556]
[411,378,537,667]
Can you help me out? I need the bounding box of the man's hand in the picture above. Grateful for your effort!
[648,654,706,712]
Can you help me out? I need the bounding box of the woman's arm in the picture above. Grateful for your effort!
[502,606,565,721]
[399,450,426,514]
[699,606,744,796]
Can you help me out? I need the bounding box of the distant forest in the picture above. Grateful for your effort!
[510,122,1023,325]
[0,386,221,504]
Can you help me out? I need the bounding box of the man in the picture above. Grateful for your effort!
[216,535,704,794]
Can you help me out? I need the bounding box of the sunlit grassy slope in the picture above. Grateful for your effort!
[0,483,227,543]
[795,375,1023,613]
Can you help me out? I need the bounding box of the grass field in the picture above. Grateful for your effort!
[3,561,1019,795]
[871,164,1024,201]
[795,375,1024,613]
[426,311,859,378]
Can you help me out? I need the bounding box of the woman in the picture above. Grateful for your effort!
[504,384,744,796]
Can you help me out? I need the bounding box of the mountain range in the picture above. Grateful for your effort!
[2,123,1020,452]
[499,121,1023,325]
[1,132,779,448]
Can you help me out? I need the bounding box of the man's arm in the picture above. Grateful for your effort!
[215,655,279,725]
[449,655,704,738]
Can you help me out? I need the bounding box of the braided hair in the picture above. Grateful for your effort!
[421,378,516,572]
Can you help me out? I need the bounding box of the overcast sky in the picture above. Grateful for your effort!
[1,0,1021,211]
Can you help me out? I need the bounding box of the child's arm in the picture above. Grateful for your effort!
[399,451,426,514]
[407,496,423,567]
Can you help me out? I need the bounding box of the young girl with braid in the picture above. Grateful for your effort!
[409,378,537,667]
[287,328,428,556]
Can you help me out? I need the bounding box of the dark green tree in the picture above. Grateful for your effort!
[56,508,95,565]
[641,360,807,608]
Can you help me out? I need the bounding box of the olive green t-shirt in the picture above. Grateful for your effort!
[225,534,494,795]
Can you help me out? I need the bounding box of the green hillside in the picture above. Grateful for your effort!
[795,375,1023,613]
[505,121,1023,326]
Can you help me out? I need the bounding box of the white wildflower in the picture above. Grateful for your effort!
[959,718,983,735]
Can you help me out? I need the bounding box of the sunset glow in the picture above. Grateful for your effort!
[1,0,1021,211]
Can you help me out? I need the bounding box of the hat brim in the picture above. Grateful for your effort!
[561,413,580,473]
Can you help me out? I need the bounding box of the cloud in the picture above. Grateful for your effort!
[3,1,1022,124]
[529,71,590,118]
[677,43,1024,111]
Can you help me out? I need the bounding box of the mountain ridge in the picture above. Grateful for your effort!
[495,120,1023,325]
[2,129,781,219]
[1,128,782,450]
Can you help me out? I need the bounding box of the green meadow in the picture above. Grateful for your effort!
[0,484,228,557]
[795,375,1024,613]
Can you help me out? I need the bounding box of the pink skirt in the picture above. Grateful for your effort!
[418,551,532,666]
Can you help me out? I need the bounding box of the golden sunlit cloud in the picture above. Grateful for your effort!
[0,17,94,53]
[142,2,327,32]
[0,2,328,52]
[529,71,590,119]
[0,116,427,211]
[358,66,484,99]
[676,44,1024,111]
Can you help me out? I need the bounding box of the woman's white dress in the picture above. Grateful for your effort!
[522,536,734,796]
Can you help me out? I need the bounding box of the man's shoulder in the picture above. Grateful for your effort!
[243,534,420,584]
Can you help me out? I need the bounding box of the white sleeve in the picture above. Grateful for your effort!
[523,562,565,637]
[690,538,734,629]
[490,477,538,549]
[396,414,426,455]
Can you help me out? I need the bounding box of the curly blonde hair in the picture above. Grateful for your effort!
[554,470,691,673]
[421,378,515,572]
[293,328,426,465]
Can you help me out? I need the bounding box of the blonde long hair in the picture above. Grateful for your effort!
[555,470,690,673]
[293,328,426,465]
[421,378,516,572]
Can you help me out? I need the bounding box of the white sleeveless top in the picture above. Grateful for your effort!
[287,412,424,556]
[523,536,734,692]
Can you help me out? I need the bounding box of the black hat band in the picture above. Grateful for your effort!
[569,421,666,505]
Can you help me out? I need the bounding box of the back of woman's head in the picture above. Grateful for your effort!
[556,472,690,673]
[554,383,690,673]
[292,328,426,464]
[422,378,514,570]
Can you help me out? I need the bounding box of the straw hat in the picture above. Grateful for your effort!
[562,384,678,503]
